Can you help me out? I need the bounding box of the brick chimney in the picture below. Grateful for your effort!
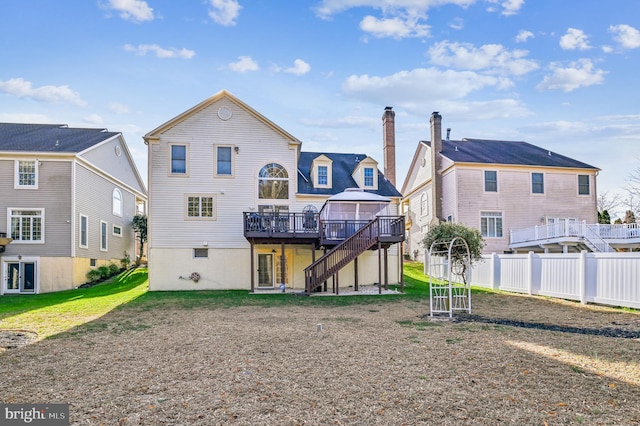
[430,112,443,225]
[382,106,396,187]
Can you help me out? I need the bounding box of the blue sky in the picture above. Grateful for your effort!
[2,0,639,210]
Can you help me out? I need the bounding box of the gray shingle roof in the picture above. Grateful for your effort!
[297,152,401,197]
[0,123,120,153]
[423,138,598,169]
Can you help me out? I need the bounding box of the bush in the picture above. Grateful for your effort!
[97,265,110,279]
[108,263,120,276]
[86,269,102,283]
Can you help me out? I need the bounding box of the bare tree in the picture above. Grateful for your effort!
[597,191,622,217]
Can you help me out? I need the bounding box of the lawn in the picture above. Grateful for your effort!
[1,263,639,425]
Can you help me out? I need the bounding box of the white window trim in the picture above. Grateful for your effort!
[112,224,122,237]
[214,145,235,178]
[14,159,39,189]
[8,208,45,244]
[79,214,89,249]
[185,194,217,220]
[577,174,590,196]
[100,220,108,252]
[531,172,545,195]
[420,192,428,217]
[480,211,503,238]
[363,166,376,188]
[168,142,189,177]
[112,188,123,217]
[312,156,332,189]
[484,170,498,193]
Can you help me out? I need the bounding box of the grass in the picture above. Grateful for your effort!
[0,268,148,338]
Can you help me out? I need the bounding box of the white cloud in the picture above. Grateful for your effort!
[83,114,104,125]
[500,0,524,15]
[359,15,430,38]
[609,24,640,49]
[515,30,534,43]
[108,102,131,115]
[208,0,242,26]
[103,0,154,22]
[428,41,538,75]
[228,56,259,73]
[123,44,195,59]
[536,59,606,92]
[342,67,501,103]
[559,28,592,50]
[314,0,476,19]
[0,112,53,123]
[449,17,464,30]
[0,78,87,107]
[284,59,311,76]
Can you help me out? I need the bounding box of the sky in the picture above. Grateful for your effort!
[1,0,639,215]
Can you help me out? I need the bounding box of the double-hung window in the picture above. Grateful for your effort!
[170,144,187,175]
[578,175,590,195]
[363,167,374,187]
[480,211,503,238]
[15,160,38,189]
[10,209,44,242]
[484,170,497,192]
[532,173,544,194]
[216,146,232,176]
[318,166,328,185]
[187,195,215,219]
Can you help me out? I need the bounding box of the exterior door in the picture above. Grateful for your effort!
[5,261,36,294]
[257,253,274,288]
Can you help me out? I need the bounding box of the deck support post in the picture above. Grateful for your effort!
[378,240,382,294]
[280,242,285,288]
[250,240,255,293]
[400,242,404,293]
[384,247,388,290]
[354,256,359,291]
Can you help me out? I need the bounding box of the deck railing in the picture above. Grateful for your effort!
[244,212,319,236]
[510,222,640,250]
[304,218,380,294]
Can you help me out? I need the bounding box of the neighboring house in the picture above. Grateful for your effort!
[144,90,404,292]
[401,112,600,257]
[0,123,147,294]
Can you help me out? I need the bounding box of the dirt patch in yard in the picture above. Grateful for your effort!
[0,292,639,425]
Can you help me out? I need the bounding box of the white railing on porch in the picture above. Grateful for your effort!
[510,222,640,247]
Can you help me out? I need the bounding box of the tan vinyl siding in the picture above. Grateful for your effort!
[149,98,298,249]
[1,159,72,257]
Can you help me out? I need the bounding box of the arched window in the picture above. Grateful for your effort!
[420,192,428,217]
[258,163,289,200]
[113,188,123,216]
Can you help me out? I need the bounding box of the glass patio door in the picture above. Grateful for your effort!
[5,262,36,294]
[257,253,274,288]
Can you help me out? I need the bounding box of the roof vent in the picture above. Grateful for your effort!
[55,140,60,147]
[548,151,552,156]
[455,146,458,151]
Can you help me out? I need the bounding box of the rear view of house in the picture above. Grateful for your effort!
[144,90,404,292]
[402,112,600,257]
[0,123,147,294]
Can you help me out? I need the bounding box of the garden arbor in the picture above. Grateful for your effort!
[428,236,472,317]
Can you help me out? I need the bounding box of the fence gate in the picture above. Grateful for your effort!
[428,237,472,317]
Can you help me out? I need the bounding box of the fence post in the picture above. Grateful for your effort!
[579,250,587,305]
[490,252,498,290]
[527,251,534,295]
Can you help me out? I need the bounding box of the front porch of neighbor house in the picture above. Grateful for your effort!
[510,221,640,253]
[243,212,405,294]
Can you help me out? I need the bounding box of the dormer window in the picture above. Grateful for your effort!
[352,157,378,190]
[311,155,332,188]
[364,167,374,187]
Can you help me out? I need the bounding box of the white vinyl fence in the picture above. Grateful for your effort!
[425,251,640,310]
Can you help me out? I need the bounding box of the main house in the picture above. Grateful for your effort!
[144,91,404,293]
[401,112,600,257]
[0,123,147,294]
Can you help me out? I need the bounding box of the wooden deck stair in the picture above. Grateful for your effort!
[304,218,382,294]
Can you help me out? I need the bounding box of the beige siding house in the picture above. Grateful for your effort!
[402,113,599,257]
[144,91,404,292]
[0,124,147,294]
